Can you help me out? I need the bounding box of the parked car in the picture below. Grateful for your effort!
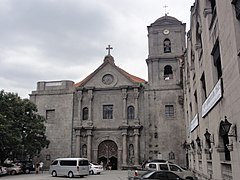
[145,162,196,180]
[129,161,196,180]
[138,170,185,180]
[89,162,103,175]
[142,160,172,168]
[0,166,7,175]
[2,163,22,175]
[16,161,35,174]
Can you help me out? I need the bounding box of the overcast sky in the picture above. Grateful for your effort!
[0,0,194,98]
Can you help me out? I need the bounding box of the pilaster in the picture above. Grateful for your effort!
[121,128,128,166]
[134,128,140,165]
[122,88,128,125]
[75,129,81,157]
[87,129,92,161]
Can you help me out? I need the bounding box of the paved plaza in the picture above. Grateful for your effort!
[0,170,130,180]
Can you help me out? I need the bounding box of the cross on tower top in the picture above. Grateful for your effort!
[163,5,169,16]
[106,45,113,55]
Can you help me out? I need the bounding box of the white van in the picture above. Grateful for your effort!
[49,158,89,178]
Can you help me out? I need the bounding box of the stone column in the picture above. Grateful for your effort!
[118,149,122,170]
[122,129,128,166]
[122,88,127,125]
[76,130,81,157]
[92,149,98,163]
[87,129,92,161]
[87,89,93,125]
[134,128,140,165]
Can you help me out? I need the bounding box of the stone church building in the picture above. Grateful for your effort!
[30,15,186,169]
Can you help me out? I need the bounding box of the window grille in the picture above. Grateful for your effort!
[103,105,113,119]
[165,105,174,117]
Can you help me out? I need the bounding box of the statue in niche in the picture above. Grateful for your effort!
[129,144,135,164]
[129,144,134,156]
[82,144,87,157]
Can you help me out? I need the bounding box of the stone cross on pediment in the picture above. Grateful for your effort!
[106,45,113,55]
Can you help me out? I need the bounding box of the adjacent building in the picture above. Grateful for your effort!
[30,15,186,169]
[183,0,240,179]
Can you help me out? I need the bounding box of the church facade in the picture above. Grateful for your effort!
[30,15,186,169]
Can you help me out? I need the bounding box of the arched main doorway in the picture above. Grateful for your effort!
[98,140,118,170]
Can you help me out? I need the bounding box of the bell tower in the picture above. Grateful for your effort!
[146,15,186,88]
[144,15,186,165]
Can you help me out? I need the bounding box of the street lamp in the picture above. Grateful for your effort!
[220,116,232,136]
[204,129,211,141]
[204,129,213,160]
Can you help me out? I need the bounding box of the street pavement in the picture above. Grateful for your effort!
[0,170,130,180]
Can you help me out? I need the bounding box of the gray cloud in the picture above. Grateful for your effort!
[0,0,195,98]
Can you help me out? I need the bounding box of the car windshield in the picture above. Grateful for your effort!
[180,166,187,170]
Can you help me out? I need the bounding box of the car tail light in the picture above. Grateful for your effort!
[77,166,79,171]
[134,170,138,177]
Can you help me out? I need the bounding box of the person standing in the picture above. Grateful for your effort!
[35,161,40,174]
[39,161,44,173]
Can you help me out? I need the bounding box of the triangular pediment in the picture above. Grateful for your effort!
[75,55,146,88]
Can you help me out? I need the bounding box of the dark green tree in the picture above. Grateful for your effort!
[0,90,49,164]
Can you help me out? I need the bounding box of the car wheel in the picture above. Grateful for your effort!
[68,171,74,178]
[186,177,194,180]
[25,168,30,174]
[11,170,16,175]
[52,171,57,177]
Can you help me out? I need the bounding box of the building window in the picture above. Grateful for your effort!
[164,65,173,80]
[82,107,88,120]
[165,105,174,118]
[211,40,222,82]
[46,109,55,123]
[169,151,175,160]
[189,103,192,118]
[164,39,171,53]
[196,22,202,49]
[221,164,233,180]
[232,0,240,20]
[205,0,217,29]
[210,0,216,19]
[194,90,198,113]
[103,105,113,119]
[127,106,135,120]
[200,73,207,101]
[222,134,231,161]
